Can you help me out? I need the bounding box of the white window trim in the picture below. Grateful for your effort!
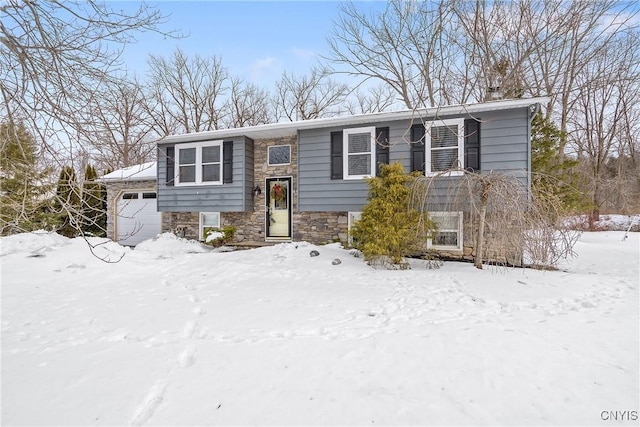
[347,211,362,246]
[199,212,221,241]
[268,145,291,166]
[425,118,464,176]
[343,126,376,180]
[175,140,223,186]
[428,211,463,251]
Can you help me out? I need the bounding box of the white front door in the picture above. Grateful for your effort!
[266,178,291,239]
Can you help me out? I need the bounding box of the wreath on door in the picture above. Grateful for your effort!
[270,183,287,202]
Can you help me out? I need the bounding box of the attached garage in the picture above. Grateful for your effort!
[115,190,161,246]
[100,162,161,246]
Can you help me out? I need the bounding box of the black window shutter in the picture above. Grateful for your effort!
[223,141,233,183]
[166,146,175,186]
[330,131,343,180]
[410,124,425,173]
[375,127,390,175]
[464,119,481,172]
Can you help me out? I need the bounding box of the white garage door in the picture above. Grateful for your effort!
[116,191,161,246]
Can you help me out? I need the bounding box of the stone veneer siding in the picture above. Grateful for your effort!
[104,179,156,241]
[161,211,201,239]
[292,211,349,244]
[224,136,300,242]
[431,213,523,266]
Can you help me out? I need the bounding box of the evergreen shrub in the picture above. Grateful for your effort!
[203,225,237,247]
[350,162,436,268]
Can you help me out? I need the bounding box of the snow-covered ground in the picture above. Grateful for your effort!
[1,231,638,426]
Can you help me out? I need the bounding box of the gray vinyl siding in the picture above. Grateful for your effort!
[298,119,411,211]
[298,107,531,212]
[157,136,254,212]
[243,138,255,210]
[298,131,361,212]
[480,108,530,174]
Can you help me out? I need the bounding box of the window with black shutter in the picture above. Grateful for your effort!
[223,141,233,183]
[166,146,175,186]
[375,127,390,175]
[330,131,343,180]
[410,124,425,173]
[464,119,480,172]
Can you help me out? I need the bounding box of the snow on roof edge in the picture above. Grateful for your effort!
[99,161,157,182]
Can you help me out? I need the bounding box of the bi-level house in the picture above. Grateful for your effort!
[156,97,548,257]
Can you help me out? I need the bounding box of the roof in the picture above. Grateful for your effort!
[99,161,156,182]
[157,96,550,144]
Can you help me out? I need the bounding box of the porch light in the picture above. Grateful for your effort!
[253,185,262,197]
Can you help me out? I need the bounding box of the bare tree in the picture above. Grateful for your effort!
[144,80,180,138]
[411,170,579,269]
[222,77,272,128]
[273,67,350,121]
[147,48,228,134]
[458,0,639,217]
[344,84,396,115]
[569,33,640,219]
[521,1,638,151]
[0,0,172,154]
[451,1,541,102]
[613,81,640,213]
[327,0,463,109]
[83,76,156,171]
[0,0,173,239]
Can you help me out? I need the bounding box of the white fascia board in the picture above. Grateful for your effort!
[157,97,551,145]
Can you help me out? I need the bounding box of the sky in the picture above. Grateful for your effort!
[115,1,386,89]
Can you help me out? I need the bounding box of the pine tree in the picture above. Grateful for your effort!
[351,162,435,267]
[81,165,107,237]
[531,112,586,216]
[55,166,81,237]
[0,122,53,234]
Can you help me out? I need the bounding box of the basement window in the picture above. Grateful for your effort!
[428,211,463,251]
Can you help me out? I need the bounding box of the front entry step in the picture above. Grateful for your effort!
[232,241,279,249]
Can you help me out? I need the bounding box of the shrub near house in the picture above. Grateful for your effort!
[203,225,237,247]
[351,162,435,267]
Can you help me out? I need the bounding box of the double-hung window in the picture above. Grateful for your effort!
[426,118,464,176]
[428,211,463,251]
[343,127,376,180]
[175,140,223,186]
